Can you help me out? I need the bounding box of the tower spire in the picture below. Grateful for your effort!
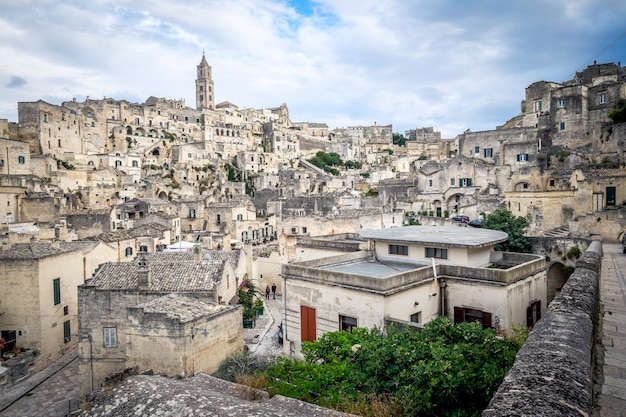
[196,52,214,110]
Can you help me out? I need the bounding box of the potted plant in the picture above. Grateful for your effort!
[254,298,264,316]
[238,276,260,328]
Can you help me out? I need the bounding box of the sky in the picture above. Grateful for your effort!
[0,0,625,138]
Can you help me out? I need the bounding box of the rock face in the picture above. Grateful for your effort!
[81,373,355,417]
[482,241,602,417]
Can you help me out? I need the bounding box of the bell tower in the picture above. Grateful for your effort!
[196,51,214,110]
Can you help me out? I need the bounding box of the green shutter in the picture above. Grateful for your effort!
[467,178,472,187]
[53,278,61,305]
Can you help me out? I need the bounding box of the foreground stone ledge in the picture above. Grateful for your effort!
[483,241,602,417]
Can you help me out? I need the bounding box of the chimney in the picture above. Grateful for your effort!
[193,244,202,261]
[137,254,150,290]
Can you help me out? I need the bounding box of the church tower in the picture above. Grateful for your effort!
[196,52,214,110]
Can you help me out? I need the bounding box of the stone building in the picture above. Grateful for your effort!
[282,226,546,357]
[0,240,118,372]
[77,248,246,398]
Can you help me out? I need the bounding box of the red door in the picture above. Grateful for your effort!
[300,306,316,342]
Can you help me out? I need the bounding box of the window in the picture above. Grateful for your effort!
[428,179,433,187]
[483,148,493,157]
[132,160,138,167]
[18,156,25,164]
[558,99,565,108]
[64,305,69,316]
[53,278,61,305]
[139,245,148,253]
[43,114,47,122]
[534,100,542,112]
[189,209,196,218]
[474,146,480,154]
[103,327,118,348]
[291,227,298,234]
[410,312,422,324]
[302,227,308,234]
[301,306,316,342]
[454,306,492,328]
[216,214,221,224]
[459,178,472,187]
[599,93,606,104]
[91,121,95,127]
[549,179,555,187]
[517,153,529,162]
[389,244,408,256]
[339,315,358,332]
[237,214,243,221]
[125,247,133,257]
[560,122,565,131]
[425,247,448,259]
[450,178,455,186]
[64,320,71,343]
[527,300,541,328]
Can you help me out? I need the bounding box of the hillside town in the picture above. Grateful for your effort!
[1,55,626,413]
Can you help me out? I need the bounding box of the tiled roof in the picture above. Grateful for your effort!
[0,241,99,260]
[89,251,225,292]
[130,293,229,323]
[85,230,135,242]
[84,373,355,417]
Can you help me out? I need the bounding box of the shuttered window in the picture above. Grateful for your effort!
[300,306,316,342]
[53,278,61,305]
[454,306,492,329]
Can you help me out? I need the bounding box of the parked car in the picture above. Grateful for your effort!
[451,215,470,223]
[468,219,482,228]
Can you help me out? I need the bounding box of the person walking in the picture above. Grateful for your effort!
[265,284,270,299]
[271,283,277,299]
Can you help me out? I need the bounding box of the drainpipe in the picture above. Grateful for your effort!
[282,273,289,348]
[439,278,446,318]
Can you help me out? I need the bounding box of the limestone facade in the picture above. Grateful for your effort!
[0,240,118,372]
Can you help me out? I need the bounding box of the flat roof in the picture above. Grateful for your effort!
[359,226,508,248]
[319,258,424,278]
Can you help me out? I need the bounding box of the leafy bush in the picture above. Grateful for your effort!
[263,319,520,416]
[608,100,626,123]
[214,352,276,382]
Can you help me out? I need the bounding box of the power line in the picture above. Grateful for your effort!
[566,30,626,80]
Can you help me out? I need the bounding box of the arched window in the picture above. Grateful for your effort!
[125,247,133,257]
[132,160,138,167]
[18,156,25,164]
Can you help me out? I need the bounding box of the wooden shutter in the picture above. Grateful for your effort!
[453,307,464,324]
[481,311,492,329]
[300,306,316,342]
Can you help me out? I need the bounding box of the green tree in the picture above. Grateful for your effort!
[392,133,407,147]
[482,205,532,253]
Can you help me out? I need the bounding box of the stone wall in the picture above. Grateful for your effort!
[482,240,601,416]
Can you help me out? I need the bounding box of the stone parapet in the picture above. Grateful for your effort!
[483,240,602,416]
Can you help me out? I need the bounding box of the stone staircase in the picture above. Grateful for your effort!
[543,225,569,237]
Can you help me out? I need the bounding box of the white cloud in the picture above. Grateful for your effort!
[0,0,624,138]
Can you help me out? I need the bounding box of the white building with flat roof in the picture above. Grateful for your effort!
[282,226,546,358]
